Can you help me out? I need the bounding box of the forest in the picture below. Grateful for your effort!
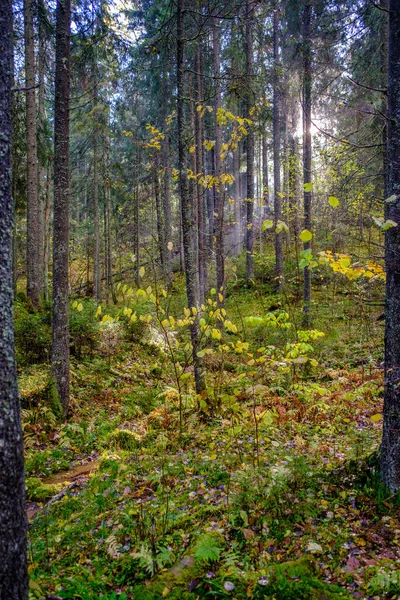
[0,0,400,598]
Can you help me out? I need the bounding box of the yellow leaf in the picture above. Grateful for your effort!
[139,266,145,277]
[370,414,382,423]
[299,229,313,243]
[167,241,173,250]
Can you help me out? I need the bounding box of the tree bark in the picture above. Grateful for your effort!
[245,0,255,283]
[176,0,205,395]
[24,0,43,306]
[52,0,71,417]
[213,17,225,301]
[196,45,207,300]
[273,4,284,288]
[380,0,400,493]
[303,0,312,326]
[93,81,101,301]
[0,1,29,596]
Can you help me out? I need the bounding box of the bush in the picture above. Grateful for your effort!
[69,300,99,359]
[14,301,51,365]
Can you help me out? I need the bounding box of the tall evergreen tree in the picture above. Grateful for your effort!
[0,0,28,595]
[52,0,71,416]
[380,0,400,493]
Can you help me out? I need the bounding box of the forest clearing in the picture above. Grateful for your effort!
[1,0,400,599]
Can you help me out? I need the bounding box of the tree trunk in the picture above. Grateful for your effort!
[213,17,225,301]
[24,0,43,306]
[104,125,117,305]
[93,83,101,301]
[303,0,312,326]
[38,0,48,298]
[43,157,51,301]
[154,153,165,273]
[176,0,205,395]
[262,134,270,216]
[52,0,71,417]
[0,3,28,596]
[273,3,284,288]
[233,145,241,255]
[196,45,207,300]
[245,0,255,283]
[380,0,400,493]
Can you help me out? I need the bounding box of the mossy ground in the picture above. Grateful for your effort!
[22,271,399,600]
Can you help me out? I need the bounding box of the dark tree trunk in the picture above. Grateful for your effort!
[176,0,205,395]
[245,0,255,283]
[262,134,270,216]
[163,131,172,286]
[93,80,101,301]
[154,153,165,273]
[0,1,29,596]
[273,3,283,288]
[302,0,312,326]
[196,45,207,300]
[213,17,225,301]
[380,0,400,493]
[24,0,43,306]
[52,0,71,417]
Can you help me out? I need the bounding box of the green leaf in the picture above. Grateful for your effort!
[299,229,313,243]
[339,257,351,268]
[262,219,274,231]
[381,219,398,231]
[275,220,289,233]
[328,196,340,208]
[385,194,398,203]
[304,182,313,192]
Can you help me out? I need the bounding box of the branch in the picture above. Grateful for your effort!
[346,75,387,95]
[12,83,40,93]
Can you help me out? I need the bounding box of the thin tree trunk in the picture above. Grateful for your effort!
[93,80,101,301]
[163,132,172,286]
[43,157,51,301]
[303,0,312,326]
[213,17,225,301]
[176,0,205,395]
[154,153,165,273]
[38,0,48,297]
[24,0,43,306]
[104,124,117,304]
[245,0,255,283]
[233,145,241,255]
[52,0,71,417]
[262,134,270,216]
[380,0,400,493]
[0,2,28,595]
[273,3,284,288]
[196,44,207,300]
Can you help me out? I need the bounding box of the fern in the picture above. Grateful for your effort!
[194,533,223,564]
[105,535,121,559]
[131,543,155,575]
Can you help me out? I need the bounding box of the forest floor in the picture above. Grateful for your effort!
[22,276,400,600]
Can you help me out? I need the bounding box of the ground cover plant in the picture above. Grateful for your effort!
[19,260,399,600]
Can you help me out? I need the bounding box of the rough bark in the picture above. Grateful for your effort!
[380,0,400,493]
[245,0,255,283]
[196,45,207,300]
[233,145,241,255]
[0,1,29,595]
[262,134,270,216]
[303,0,312,326]
[52,0,71,417]
[213,17,225,301]
[273,4,284,288]
[154,153,165,273]
[24,0,43,306]
[176,0,205,395]
[93,82,101,301]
